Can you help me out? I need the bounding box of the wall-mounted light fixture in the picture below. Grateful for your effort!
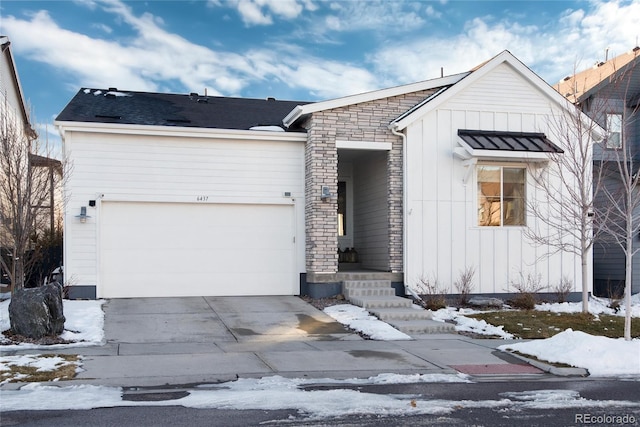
[320,185,335,201]
[75,206,91,223]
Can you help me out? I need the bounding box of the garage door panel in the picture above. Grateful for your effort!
[100,202,296,298]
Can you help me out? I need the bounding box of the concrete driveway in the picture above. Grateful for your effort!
[104,296,358,348]
[69,295,461,387]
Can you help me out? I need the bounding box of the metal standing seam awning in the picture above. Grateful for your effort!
[454,129,564,183]
[457,129,564,154]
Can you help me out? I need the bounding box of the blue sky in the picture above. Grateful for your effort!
[1,0,639,147]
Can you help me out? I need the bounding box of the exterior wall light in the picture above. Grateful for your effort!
[320,185,335,201]
[76,206,91,223]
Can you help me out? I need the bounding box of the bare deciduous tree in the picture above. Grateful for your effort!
[579,51,639,341]
[526,102,602,314]
[0,97,65,291]
[597,105,640,341]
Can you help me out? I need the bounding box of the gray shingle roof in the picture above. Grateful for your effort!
[458,129,563,153]
[56,88,309,132]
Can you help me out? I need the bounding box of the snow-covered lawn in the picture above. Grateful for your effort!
[430,295,640,377]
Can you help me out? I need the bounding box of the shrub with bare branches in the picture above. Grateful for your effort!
[552,276,573,303]
[509,271,546,310]
[454,266,475,305]
[414,274,447,311]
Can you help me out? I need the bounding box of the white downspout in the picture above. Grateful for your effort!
[391,125,409,295]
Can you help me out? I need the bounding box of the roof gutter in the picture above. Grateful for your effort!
[282,105,305,128]
[54,120,309,142]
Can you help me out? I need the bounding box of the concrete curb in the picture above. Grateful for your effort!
[505,351,589,377]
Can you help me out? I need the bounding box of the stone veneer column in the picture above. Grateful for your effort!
[388,136,404,273]
[304,114,340,296]
[302,89,442,296]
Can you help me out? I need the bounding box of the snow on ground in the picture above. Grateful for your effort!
[0,293,638,393]
[2,376,640,414]
[500,330,640,377]
[0,354,82,385]
[323,304,412,340]
[431,307,515,339]
[536,293,640,318]
[0,299,105,349]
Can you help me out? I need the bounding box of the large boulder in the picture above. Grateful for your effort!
[9,283,65,339]
[468,296,504,308]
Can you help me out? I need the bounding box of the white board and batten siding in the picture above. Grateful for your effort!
[62,127,306,298]
[404,62,587,295]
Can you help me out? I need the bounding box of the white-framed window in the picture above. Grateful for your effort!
[477,165,526,227]
[606,113,622,149]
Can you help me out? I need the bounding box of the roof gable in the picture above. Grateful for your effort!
[282,72,470,128]
[390,50,576,131]
[554,47,640,103]
[1,36,35,137]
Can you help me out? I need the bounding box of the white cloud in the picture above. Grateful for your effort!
[1,4,260,96]
[1,0,379,101]
[91,22,112,34]
[236,0,273,25]
[245,45,379,99]
[210,0,313,26]
[367,0,640,86]
[312,1,427,34]
[2,0,639,113]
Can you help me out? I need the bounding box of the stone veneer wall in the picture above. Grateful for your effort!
[303,88,442,290]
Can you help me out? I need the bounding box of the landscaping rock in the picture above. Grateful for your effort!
[468,297,504,308]
[8,283,65,339]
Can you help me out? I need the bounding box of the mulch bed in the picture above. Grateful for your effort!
[299,295,350,311]
[1,330,73,346]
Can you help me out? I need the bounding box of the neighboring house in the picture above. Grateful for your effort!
[555,46,640,296]
[56,50,590,299]
[1,36,62,287]
[0,36,35,137]
[1,35,33,286]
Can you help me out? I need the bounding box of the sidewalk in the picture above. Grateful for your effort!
[1,296,552,389]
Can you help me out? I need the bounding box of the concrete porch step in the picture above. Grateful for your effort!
[343,287,396,298]
[388,319,456,334]
[370,307,434,322]
[343,280,392,289]
[349,295,413,309]
[342,278,454,335]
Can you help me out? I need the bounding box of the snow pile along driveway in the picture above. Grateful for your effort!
[323,304,412,340]
[499,329,640,377]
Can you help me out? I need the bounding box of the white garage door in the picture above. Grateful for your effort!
[100,201,296,298]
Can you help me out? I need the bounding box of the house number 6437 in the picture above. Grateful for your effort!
[196,195,209,202]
